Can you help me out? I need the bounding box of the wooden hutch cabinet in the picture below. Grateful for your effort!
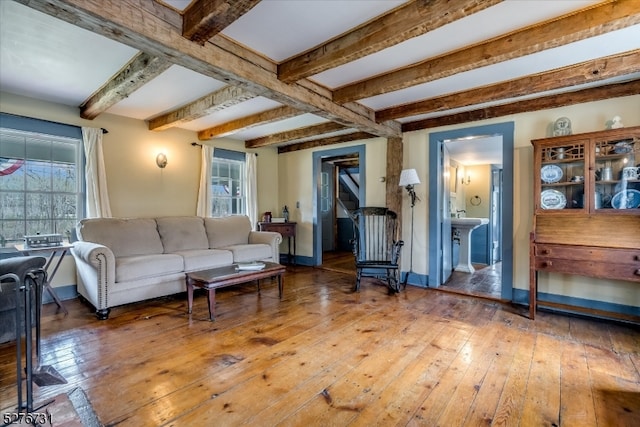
[529,126,640,320]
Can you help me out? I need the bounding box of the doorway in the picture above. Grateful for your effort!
[428,122,514,301]
[312,145,366,267]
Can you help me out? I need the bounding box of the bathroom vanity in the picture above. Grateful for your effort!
[451,217,489,273]
[529,126,640,321]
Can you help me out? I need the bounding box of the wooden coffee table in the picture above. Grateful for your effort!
[186,262,286,320]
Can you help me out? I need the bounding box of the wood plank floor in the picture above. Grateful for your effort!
[1,265,639,426]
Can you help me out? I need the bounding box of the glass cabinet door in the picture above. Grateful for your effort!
[593,136,639,211]
[538,141,586,211]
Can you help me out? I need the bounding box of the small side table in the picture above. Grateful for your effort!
[14,242,73,315]
[258,222,296,265]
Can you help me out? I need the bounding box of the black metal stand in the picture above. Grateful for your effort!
[10,266,65,417]
[402,186,418,289]
[14,271,34,413]
[402,201,415,288]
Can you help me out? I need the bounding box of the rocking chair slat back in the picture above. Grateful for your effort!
[351,207,404,293]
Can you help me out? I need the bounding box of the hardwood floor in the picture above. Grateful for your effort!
[1,265,639,426]
[321,249,503,301]
[320,250,357,275]
[441,262,503,300]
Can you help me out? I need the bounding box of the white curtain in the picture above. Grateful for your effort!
[196,144,213,217]
[82,127,112,218]
[246,152,258,229]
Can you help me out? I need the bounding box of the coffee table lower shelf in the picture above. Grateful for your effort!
[186,262,286,321]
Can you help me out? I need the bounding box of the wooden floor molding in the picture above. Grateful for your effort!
[1,265,639,426]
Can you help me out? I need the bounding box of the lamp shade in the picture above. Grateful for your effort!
[399,168,420,187]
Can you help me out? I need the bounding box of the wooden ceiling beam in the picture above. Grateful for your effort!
[278,0,501,83]
[385,137,403,222]
[23,0,401,138]
[148,86,257,131]
[377,49,640,122]
[334,0,640,104]
[245,122,348,148]
[198,105,301,140]
[402,79,640,132]
[182,0,260,45]
[278,132,376,154]
[79,52,171,120]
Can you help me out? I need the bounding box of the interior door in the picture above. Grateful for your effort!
[440,142,453,284]
[321,162,335,251]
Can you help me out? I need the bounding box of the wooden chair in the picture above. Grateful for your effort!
[351,207,404,293]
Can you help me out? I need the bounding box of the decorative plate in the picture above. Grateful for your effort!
[611,189,640,209]
[541,164,563,183]
[613,141,632,154]
[541,189,567,209]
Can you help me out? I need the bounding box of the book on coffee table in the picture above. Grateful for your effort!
[235,261,266,271]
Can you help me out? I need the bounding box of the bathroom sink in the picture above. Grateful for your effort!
[451,217,489,227]
[451,217,489,273]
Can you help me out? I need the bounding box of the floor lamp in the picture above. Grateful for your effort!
[399,168,420,288]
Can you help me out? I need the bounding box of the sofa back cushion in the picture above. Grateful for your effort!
[204,215,251,248]
[76,218,163,257]
[156,216,209,253]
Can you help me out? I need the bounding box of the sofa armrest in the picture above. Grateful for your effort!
[71,241,116,311]
[249,231,282,263]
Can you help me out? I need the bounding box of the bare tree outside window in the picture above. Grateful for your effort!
[0,129,84,246]
[211,157,245,217]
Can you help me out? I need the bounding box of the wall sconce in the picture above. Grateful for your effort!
[156,153,168,169]
[461,174,471,185]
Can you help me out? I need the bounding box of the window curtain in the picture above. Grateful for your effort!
[246,152,258,229]
[196,144,213,217]
[82,127,112,218]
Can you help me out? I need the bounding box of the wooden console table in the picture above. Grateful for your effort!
[258,221,296,265]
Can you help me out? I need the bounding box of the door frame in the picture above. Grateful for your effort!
[490,165,503,265]
[313,145,366,266]
[428,122,514,300]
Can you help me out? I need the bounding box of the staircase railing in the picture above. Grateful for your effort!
[338,170,359,214]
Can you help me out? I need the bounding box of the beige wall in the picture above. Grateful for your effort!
[401,94,640,307]
[463,164,491,219]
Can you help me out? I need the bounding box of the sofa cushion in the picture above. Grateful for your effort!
[175,249,234,272]
[221,243,272,263]
[156,216,209,253]
[116,254,184,282]
[204,216,251,248]
[77,218,163,258]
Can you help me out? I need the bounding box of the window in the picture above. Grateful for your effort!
[210,148,245,217]
[0,117,84,247]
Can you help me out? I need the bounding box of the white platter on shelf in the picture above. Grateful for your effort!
[611,189,640,209]
[541,164,563,183]
[541,189,567,209]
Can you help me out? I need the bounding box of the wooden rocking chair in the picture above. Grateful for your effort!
[351,207,404,293]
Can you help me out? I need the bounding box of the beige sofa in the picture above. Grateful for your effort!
[71,215,282,319]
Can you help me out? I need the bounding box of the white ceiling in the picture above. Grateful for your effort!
[0,0,638,152]
[446,135,503,166]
